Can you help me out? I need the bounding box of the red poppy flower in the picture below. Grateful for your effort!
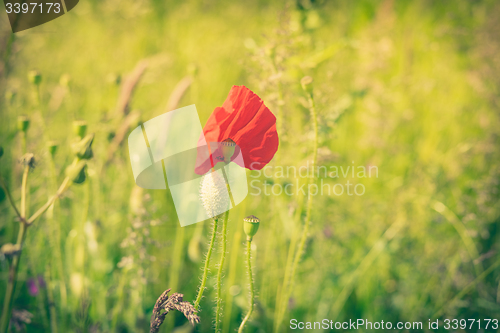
[195,85,279,175]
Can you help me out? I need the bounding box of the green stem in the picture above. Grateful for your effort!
[0,175,22,219]
[0,164,74,332]
[165,224,186,331]
[0,165,30,333]
[238,240,254,333]
[48,156,67,309]
[215,210,229,332]
[194,217,219,311]
[45,266,58,333]
[275,92,318,332]
[0,222,27,333]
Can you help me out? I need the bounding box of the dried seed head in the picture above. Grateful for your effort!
[20,153,36,170]
[47,141,58,157]
[221,138,236,163]
[17,116,30,133]
[301,76,314,95]
[28,70,42,85]
[200,172,229,217]
[243,215,260,241]
[73,120,88,139]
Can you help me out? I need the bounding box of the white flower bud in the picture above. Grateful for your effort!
[199,171,229,218]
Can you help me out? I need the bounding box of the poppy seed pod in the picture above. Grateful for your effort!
[301,76,314,95]
[17,116,30,133]
[28,70,42,86]
[71,133,94,160]
[65,160,87,184]
[47,141,58,157]
[73,120,88,139]
[200,172,229,218]
[221,138,236,163]
[243,215,260,241]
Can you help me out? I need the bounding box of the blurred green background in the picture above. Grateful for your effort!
[1,0,500,332]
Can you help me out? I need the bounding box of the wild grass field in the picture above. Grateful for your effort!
[1,0,500,332]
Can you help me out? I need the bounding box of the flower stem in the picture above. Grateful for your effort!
[194,217,218,311]
[275,90,318,332]
[216,166,232,332]
[215,209,229,332]
[238,240,254,333]
[0,164,30,333]
[0,175,21,219]
[0,161,76,332]
[0,222,27,333]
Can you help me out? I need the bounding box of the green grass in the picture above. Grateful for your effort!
[1,0,500,332]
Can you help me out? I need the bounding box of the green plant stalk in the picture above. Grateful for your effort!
[215,209,229,332]
[45,266,58,333]
[275,92,318,332]
[0,159,77,333]
[0,164,29,333]
[194,217,219,311]
[238,240,254,333]
[216,166,233,332]
[165,224,186,331]
[222,228,242,333]
[48,155,68,309]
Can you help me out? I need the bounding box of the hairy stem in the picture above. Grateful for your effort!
[238,240,254,333]
[216,166,232,332]
[215,210,229,332]
[275,91,318,332]
[194,217,219,311]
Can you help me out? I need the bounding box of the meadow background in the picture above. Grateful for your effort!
[1,0,500,332]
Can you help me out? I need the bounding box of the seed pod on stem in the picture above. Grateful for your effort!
[47,141,58,157]
[300,76,313,95]
[73,120,88,139]
[28,70,42,86]
[71,133,94,160]
[17,116,30,133]
[243,215,260,241]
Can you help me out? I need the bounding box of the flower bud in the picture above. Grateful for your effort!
[71,133,94,160]
[65,160,87,184]
[200,171,229,218]
[0,146,3,159]
[221,138,236,163]
[47,141,58,157]
[17,116,30,133]
[73,120,87,138]
[28,70,42,86]
[243,215,260,241]
[300,76,314,95]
